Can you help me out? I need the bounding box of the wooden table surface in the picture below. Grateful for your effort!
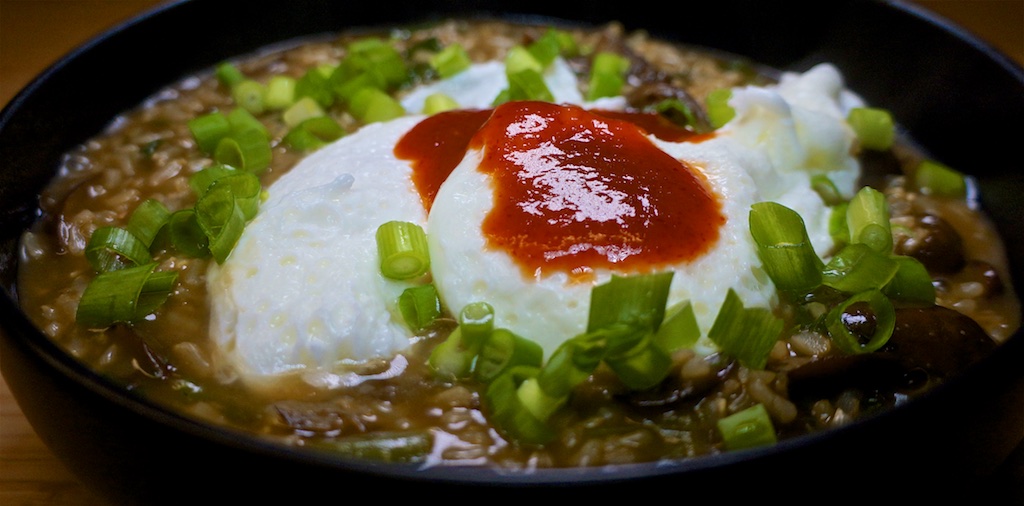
[1,1,1022,504]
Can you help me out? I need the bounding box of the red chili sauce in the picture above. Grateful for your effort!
[395,101,725,279]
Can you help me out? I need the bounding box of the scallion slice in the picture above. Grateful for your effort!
[474,328,544,383]
[914,159,967,199]
[717,404,777,451]
[846,186,892,253]
[126,199,171,249]
[375,221,429,280]
[527,29,562,68]
[187,112,231,154]
[586,51,630,101]
[428,327,475,379]
[705,88,735,129]
[282,96,327,128]
[214,127,272,173]
[398,284,441,332]
[349,87,406,124]
[826,289,895,354]
[603,330,672,390]
[165,209,210,258]
[821,243,899,294]
[264,75,297,110]
[810,174,844,206]
[847,107,895,151]
[296,67,335,108]
[422,92,459,115]
[76,262,178,329]
[587,272,673,333]
[707,289,783,370]
[231,79,267,114]
[485,366,555,445]
[457,301,495,350]
[85,226,153,273]
[215,62,245,88]
[749,201,824,293]
[430,43,471,79]
[883,255,936,304]
[654,300,700,352]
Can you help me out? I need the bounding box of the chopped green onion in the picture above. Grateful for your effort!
[428,327,475,379]
[705,88,735,129]
[707,289,783,370]
[376,221,429,279]
[810,174,844,206]
[845,186,892,253]
[883,255,936,304]
[427,302,493,379]
[346,38,409,89]
[504,45,544,74]
[215,62,245,88]
[165,209,210,258]
[231,79,267,114]
[188,112,231,154]
[717,404,777,451]
[226,107,268,137]
[309,431,432,464]
[654,300,700,352]
[211,172,261,221]
[822,242,899,294]
[295,67,336,108]
[603,330,672,390]
[502,69,554,103]
[749,201,824,293]
[456,301,495,350]
[474,328,544,383]
[536,329,607,398]
[198,198,247,264]
[284,116,345,151]
[549,29,579,57]
[189,165,238,196]
[76,262,178,329]
[214,126,272,172]
[485,366,555,445]
[829,201,850,248]
[654,98,702,131]
[264,75,297,110]
[527,30,562,68]
[194,172,261,264]
[126,199,171,249]
[398,284,442,332]
[587,272,674,333]
[914,159,967,199]
[847,107,895,151]
[515,376,565,423]
[85,226,152,273]
[422,92,459,114]
[826,289,895,354]
[349,87,405,123]
[430,43,471,78]
[282,96,327,128]
[586,51,630,101]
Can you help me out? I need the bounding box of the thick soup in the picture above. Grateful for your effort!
[17,19,1020,467]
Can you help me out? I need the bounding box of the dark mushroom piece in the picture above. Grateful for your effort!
[893,213,967,274]
[787,305,995,400]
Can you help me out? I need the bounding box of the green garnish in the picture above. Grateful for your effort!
[847,106,895,151]
[717,404,777,450]
[375,221,430,280]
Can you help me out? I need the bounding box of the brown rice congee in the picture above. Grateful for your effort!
[17,19,1020,467]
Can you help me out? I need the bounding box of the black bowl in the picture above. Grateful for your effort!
[3,0,1023,503]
